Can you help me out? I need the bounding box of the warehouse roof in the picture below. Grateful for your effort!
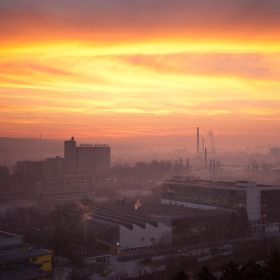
[91,202,228,229]
[0,263,52,280]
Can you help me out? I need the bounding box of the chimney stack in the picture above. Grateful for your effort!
[186,158,190,170]
[197,127,200,153]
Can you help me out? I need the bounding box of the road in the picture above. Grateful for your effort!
[56,232,280,280]
[90,247,216,279]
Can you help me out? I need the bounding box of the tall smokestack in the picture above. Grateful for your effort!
[202,138,204,153]
[186,158,190,170]
[197,127,200,153]
[205,148,207,166]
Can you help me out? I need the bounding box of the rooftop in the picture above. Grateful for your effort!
[91,202,228,229]
[0,248,52,263]
[163,176,278,190]
[0,263,52,280]
[0,232,22,248]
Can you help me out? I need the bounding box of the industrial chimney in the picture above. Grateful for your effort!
[197,127,200,153]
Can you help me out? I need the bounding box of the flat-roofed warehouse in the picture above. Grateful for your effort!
[90,201,229,254]
[162,176,280,234]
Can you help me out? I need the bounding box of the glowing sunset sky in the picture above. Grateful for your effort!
[1,0,280,150]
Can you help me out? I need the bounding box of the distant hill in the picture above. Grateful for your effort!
[0,137,63,167]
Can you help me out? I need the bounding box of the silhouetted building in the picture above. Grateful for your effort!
[42,156,65,176]
[93,144,110,174]
[64,137,77,175]
[76,144,110,175]
[64,137,111,175]
[270,147,280,157]
[16,138,111,183]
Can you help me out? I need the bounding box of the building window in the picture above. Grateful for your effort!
[150,238,155,241]
[32,257,37,262]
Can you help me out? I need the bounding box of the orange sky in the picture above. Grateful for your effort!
[1,0,280,151]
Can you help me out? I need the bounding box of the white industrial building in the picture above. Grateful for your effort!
[90,202,228,254]
[162,176,280,233]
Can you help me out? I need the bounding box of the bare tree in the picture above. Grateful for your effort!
[152,230,175,280]
[153,230,175,260]
[50,203,85,258]
[53,266,70,280]
[133,261,145,278]
[109,268,129,280]
[204,214,227,258]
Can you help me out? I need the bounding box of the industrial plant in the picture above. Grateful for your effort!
[16,137,111,179]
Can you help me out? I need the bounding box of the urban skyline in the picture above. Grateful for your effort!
[2,2,280,278]
[1,0,280,151]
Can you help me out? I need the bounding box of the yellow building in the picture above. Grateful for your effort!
[0,231,53,280]
[29,248,53,272]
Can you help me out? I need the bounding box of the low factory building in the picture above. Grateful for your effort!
[0,231,53,280]
[90,202,228,254]
[162,176,280,234]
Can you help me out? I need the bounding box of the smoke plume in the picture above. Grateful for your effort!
[207,129,216,151]
[134,198,142,210]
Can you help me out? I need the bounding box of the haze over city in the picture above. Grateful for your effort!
[2,1,280,280]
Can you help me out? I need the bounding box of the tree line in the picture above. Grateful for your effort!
[173,249,280,280]
[0,159,190,189]
[109,159,190,182]
[0,201,97,279]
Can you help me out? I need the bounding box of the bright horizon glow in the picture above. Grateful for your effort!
[1,0,280,150]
